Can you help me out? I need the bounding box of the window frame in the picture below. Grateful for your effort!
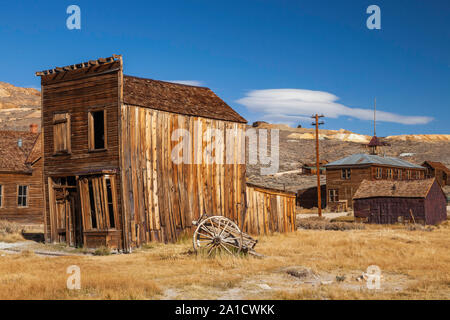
[387,168,393,179]
[88,108,108,152]
[329,189,339,202]
[376,167,383,179]
[17,185,29,208]
[397,169,402,180]
[0,184,3,208]
[341,168,351,180]
[52,112,71,155]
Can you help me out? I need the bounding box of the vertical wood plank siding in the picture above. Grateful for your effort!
[41,69,121,243]
[244,184,296,235]
[120,105,247,244]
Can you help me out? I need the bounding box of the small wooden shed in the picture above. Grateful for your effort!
[353,178,446,225]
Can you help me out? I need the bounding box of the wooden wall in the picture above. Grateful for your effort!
[326,166,426,209]
[424,180,447,225]
[40,63,122,242]
[120,105,247,245]
[0,159,44,225]
[245,184,296,235]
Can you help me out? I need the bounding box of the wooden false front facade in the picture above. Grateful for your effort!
[37,56,250,251]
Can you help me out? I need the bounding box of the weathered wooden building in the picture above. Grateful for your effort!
[0,127,43,225]
[245,183,296,235]
[421,161,449,187]
[37,55,294,251]
[300,160,328,175]
[325,153,426,209]
[353,178,447,225]
[296,185,326,209]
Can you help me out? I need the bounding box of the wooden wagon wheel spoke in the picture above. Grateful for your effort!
[219,220,230,237]
[200,225,215,237]
[197,231,214,239]
[220,243,233,255]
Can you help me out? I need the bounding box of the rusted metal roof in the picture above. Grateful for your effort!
[0,131,40,173]
[325,153,424,169]
[353,178,437,199]
[35,55,121,76]
[123,75,247,123]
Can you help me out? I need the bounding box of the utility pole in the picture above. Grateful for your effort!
[374,97,377,136]
[311,114,325,217]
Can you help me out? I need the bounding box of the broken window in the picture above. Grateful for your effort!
[18,185,28,207]
[0,185,2,207]
[79,175,118,231]
[88,110,106,150]
[341,168,351,180]
[329,189,339,202]
[53,113,71,154]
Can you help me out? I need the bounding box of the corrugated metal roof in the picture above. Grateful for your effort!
[325,153,424,169]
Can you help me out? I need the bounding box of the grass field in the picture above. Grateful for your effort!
[0,221,449,300]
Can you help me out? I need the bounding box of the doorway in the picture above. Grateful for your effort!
[50,176,83,247]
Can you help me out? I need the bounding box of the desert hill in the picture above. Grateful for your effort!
[0,82,41,131]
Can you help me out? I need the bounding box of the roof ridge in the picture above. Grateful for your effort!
[123,74,209,89]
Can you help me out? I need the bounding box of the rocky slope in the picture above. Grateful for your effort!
[0,82,41,131]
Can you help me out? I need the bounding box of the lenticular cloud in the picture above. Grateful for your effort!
[236,89,433,125]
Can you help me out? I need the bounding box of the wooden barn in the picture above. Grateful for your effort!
[421,161,450,187]
[353,178,447,225]
[325,153,426,210]
[36,55,295,251]
[0,126,43,225]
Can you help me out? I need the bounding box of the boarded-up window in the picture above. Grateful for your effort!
[0,185,2,207]
[329,189,339,202]
[88,110,106,150]
[18,185,28,207]
[53,113,71,154]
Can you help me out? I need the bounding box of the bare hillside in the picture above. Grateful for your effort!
[0,82,40,131]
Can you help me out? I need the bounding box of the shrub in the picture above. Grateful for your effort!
[297,217,365,231]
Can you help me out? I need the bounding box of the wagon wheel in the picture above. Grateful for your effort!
[193,216,243,256]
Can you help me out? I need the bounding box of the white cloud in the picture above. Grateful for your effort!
[236,89,433,125]
[166,80,204,86]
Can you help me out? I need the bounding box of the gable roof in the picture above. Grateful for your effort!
[353,178,437,199]
[0,131,39,173]
[25,133,42,165]
[422,161,450,174]
[123,75,247,123]
[325,153,424,169]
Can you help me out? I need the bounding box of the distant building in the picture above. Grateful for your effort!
[296,185,326,209]
[325,153,426,209]
[300,160,328,175]
[421,161,449,187]
[353,178,446,225]
[0,126,43,225]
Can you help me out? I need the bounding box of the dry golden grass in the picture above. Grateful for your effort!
[0,222,449,300]
[0,220,24,243]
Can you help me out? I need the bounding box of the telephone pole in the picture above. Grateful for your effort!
[311,114,325,217]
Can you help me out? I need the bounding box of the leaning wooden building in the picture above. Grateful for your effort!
[36,55,253,251]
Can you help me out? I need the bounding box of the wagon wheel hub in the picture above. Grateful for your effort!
[212,237,221,245]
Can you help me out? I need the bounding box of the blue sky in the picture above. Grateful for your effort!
[1,0,449,136]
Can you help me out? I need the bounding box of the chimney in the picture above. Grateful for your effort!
[30,123,38,134]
